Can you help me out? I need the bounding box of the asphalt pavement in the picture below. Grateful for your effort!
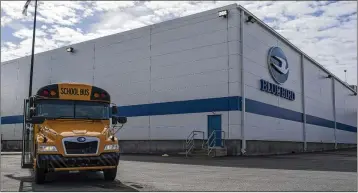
[1,148,357,192]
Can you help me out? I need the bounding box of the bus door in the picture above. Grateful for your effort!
[21,98,33,168]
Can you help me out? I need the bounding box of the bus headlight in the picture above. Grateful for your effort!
[104,144,119,150]
[38,145,58,152]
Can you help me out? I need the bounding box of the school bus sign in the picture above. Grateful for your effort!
[58,84,92,100]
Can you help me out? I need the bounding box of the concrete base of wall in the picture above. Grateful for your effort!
[119,140,186,155]
[2,140,356,156]
[1,140,22,151]
[245,140,304,156]
[306,142,335,152]
[336,143,357,149]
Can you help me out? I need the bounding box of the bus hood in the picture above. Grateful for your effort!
[42,120,110,137]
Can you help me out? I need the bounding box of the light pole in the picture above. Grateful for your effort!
[22,0,38,97]
[344,69,347,83]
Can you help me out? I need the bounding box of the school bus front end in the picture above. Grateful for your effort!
[22,83,127,184]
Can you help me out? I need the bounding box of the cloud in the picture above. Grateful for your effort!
[1,1,28,20]
[13,28,47,39]
[1,16,12,27]
[1,1,91,27]
[1,1,357,85]
[321,1,357,17]
[93,1,137,12]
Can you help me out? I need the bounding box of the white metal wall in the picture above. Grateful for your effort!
[243,11,303,142]
[1,4,356,144]
[304,57,335,143]
[1,56,31,140]
[335,80,357,144]
[1,4,243,141]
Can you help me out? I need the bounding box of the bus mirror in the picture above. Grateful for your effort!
[111,116,127,124]
[117,116,127,124]
[29,116,45,124]
[111,116,118,125]
[29,108,36,117]
[111,106,118,115]
[29,96,36,107]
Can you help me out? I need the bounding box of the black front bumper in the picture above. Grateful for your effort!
[37,153,120,169]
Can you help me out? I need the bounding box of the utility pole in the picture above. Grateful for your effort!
[22,0,38,97]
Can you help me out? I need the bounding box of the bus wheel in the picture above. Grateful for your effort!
[103,167,117,181]
[35,167,46,184]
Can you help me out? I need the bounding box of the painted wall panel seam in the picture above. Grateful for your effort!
[301,53,307,150]
[240,9,246,154]
[332,78,337,148]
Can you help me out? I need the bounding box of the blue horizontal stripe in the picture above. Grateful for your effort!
[336,122,357,133]
[119,96,240,117]
[306,115,335,129]
[245,98,303,123]
[1,96,356,133]
[1,115,23,124]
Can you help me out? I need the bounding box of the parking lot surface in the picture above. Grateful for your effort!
[1,149,357,192]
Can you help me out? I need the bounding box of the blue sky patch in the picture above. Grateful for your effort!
[318,24,339,31]
[310,10,324,17]
[263,17,277,23]
[73,11,101,34]
[337,12,357,23]
[1,26,19,44]
[316,36,329,41]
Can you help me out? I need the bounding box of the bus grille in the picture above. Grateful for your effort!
[37,153,120,169]
[64,141,98,155]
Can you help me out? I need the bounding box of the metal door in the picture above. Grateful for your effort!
[207,115,222,147]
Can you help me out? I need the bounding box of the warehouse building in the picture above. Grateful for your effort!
[1,4,357,155]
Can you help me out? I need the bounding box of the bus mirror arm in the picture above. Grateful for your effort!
[112,124,124,135]
[29,116,46,124]
[107,123,124,141]
[29,96,38,108]
[111,106,118,115]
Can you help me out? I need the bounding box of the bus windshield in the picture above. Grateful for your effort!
[36,100,110,120]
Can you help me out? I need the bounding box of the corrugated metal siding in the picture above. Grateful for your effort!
[0,4,356,144]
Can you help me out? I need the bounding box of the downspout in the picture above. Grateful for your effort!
[301,53,307,151]
[0,59,1,157]
[226,9,230,140]
[332,77,337,149]
[239,7,246,155]
[149,26,153,152]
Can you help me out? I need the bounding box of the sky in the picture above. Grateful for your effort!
[1,1,357,85]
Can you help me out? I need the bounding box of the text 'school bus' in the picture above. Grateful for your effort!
[21,83,127,184]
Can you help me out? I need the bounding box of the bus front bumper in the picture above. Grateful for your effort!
[36,152,120,172]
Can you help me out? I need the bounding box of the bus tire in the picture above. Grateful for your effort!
[35,167,46,184]
[103,167,117,181]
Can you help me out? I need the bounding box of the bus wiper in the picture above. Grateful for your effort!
[46,116,73,120]
[76,115,101,120]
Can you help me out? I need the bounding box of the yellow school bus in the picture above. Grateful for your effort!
[21,82,127,184]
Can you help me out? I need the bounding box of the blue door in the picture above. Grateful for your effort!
[207,115,222,147]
